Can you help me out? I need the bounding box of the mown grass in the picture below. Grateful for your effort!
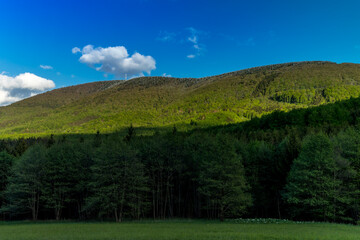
[0,220,358,240]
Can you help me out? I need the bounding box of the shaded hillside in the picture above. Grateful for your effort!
[2,61,360,137]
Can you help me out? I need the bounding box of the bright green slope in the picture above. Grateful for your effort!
[2,61,360,137]
[0,221,359,240]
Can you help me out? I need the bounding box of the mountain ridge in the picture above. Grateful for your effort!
[2,61,360,138]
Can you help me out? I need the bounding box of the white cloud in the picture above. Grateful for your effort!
[157,31,177,42]
[72,47,81,54]
[40,65,53,70]
[156,28,206,59]
[186,27,205,58]
[188,36,198,44]
[0,72,55,106]
[162,73,172,77]
[73,45,156,78]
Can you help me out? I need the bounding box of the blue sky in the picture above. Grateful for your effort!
[1,0,360,104]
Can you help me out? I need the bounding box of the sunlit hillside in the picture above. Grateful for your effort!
[2,61,360,137]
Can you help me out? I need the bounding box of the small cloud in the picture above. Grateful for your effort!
[72,47,81,54]
[162,73,172,77]
[188,36,198,44]
[40,65,53,70]
[157,31,177,42]
[71,74,75,78]
[157,28,206,58]
[0,72,55,106]
[56,72,61,76]
[73,44,156,79]
[186,27,205,58]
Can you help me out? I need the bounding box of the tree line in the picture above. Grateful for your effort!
[1,97,360,223]
[0,130,252,222]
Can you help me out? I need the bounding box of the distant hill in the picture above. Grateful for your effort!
[2,61,360,138]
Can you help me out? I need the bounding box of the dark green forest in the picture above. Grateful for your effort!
[1,96,360,223]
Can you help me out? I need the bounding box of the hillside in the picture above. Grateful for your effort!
[2,61,360,137]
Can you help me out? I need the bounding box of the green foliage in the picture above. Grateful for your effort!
[138,133,185,219]
[2,61,360,138]
[189,134,251,220]
[0,151,14,217]
[283,134,347,221]
[242,141,278,217]
[92,131,101,148]
[4,76,360,223]
[2,144,47,220]
[332,128,360,222]
[43,143,81,220]
[123,124,135,142]
[88,140,147,222]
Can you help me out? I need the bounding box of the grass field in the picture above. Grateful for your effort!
[0,220,359,240]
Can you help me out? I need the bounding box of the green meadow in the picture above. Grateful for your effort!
[0,221,359,240]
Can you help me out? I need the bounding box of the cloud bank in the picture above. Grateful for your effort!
[73,45,156,78]
[0,72,55,106]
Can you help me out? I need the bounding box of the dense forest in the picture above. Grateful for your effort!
[1,96,360,223]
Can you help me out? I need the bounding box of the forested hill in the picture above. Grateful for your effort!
[3,71,360,223]
[2,61,360,137]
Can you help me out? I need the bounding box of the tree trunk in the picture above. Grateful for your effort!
[115,208,119,222]
[31,192,39,221]
[219,205,224,222]
[152,189,156,219]
[277,191,281,219]
[55,208,61,220]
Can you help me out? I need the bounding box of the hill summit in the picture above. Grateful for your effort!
[2,61,360,137]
